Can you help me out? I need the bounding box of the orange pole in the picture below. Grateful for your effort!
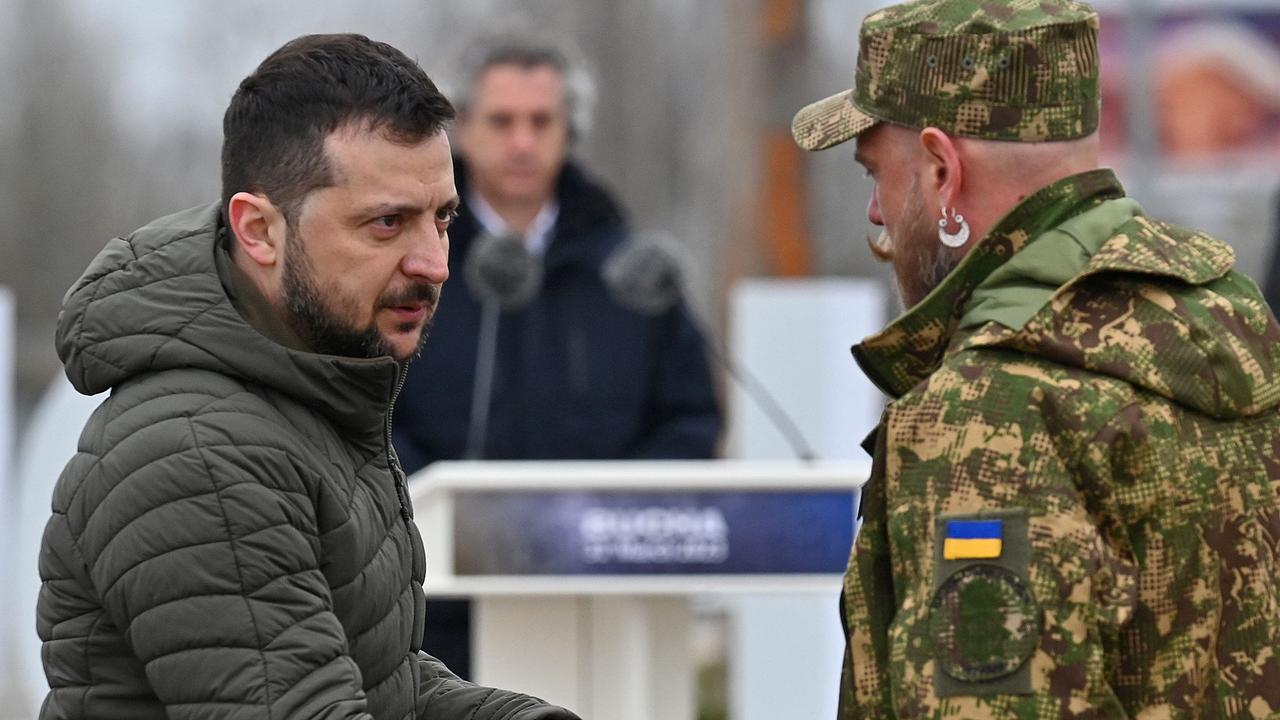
[762,0,803,41]
[761,131,813,277]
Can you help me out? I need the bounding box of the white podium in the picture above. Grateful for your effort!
[409,460,868,720]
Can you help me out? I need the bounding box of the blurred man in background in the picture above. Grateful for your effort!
[792,0,1280,715]
[38,33,577,720]
[393,36,722,677]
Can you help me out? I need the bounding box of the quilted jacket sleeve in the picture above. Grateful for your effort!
[416,655,580,720]
[80,411,373,719]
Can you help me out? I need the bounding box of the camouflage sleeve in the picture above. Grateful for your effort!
[867,362,1134,718]
[1077,400,1280,713]
[839,426,896,719]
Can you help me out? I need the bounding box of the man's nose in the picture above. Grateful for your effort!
[510,120,538,153]
[402,230,449,285]
[867,189,884,226]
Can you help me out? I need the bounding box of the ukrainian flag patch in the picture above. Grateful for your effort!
[943,519,1003,560]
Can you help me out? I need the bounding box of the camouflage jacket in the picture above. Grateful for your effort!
[842,169,1280,719]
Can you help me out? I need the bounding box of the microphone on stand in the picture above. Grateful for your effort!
[462,232,542,459]
[601,234,685,316]
[602,231,818,462]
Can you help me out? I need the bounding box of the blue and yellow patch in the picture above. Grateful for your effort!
[943,519,1003,560]
[932,509,1034,697]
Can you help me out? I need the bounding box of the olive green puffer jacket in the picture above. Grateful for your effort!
[38,203,574,720]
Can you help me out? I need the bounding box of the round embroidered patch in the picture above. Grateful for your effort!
[928,563,1042,683]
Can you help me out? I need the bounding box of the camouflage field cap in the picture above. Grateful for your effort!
[792,0,1101,150]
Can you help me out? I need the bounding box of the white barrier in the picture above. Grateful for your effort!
[728,277,886,461]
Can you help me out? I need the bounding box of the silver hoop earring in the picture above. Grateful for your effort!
[938,206,970,248]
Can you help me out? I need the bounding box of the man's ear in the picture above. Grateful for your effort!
[918,127,963,208]
[227,192,286,268]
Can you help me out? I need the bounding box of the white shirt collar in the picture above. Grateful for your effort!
[466,190,560,256]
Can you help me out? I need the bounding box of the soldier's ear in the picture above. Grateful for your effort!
[227,192,286,269]
[918,127,963,207]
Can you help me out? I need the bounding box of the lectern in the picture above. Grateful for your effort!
[409,460,869,720]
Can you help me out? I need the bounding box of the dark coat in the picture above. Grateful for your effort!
[38,204,574,720]
[392,159,721,471]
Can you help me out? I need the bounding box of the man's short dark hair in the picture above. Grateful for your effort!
[221,33,455,224]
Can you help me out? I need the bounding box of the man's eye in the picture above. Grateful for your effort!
[374,215,401,230]
[437,207,460,225]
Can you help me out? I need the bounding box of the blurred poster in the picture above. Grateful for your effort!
[1099,10,1280,167]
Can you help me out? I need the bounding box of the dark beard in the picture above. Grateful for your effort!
[281,230,438,360]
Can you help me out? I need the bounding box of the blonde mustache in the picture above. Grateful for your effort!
[866,229,894,262]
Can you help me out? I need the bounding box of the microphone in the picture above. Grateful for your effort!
[601,233,684,316]
[464,232,543,308]
[603,232,818,462]
[462,232,542,459]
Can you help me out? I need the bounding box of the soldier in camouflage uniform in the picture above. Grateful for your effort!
[792,0,1280,717]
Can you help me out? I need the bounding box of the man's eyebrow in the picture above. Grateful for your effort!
[359,202,423,216]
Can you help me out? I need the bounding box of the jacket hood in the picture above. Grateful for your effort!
[961,209,1280,420]
[56,203,400,434]
[855,170,1280,420]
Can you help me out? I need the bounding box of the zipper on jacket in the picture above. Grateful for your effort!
[386,363,413,524]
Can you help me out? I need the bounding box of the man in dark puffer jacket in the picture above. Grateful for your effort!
[37,33,578,720]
